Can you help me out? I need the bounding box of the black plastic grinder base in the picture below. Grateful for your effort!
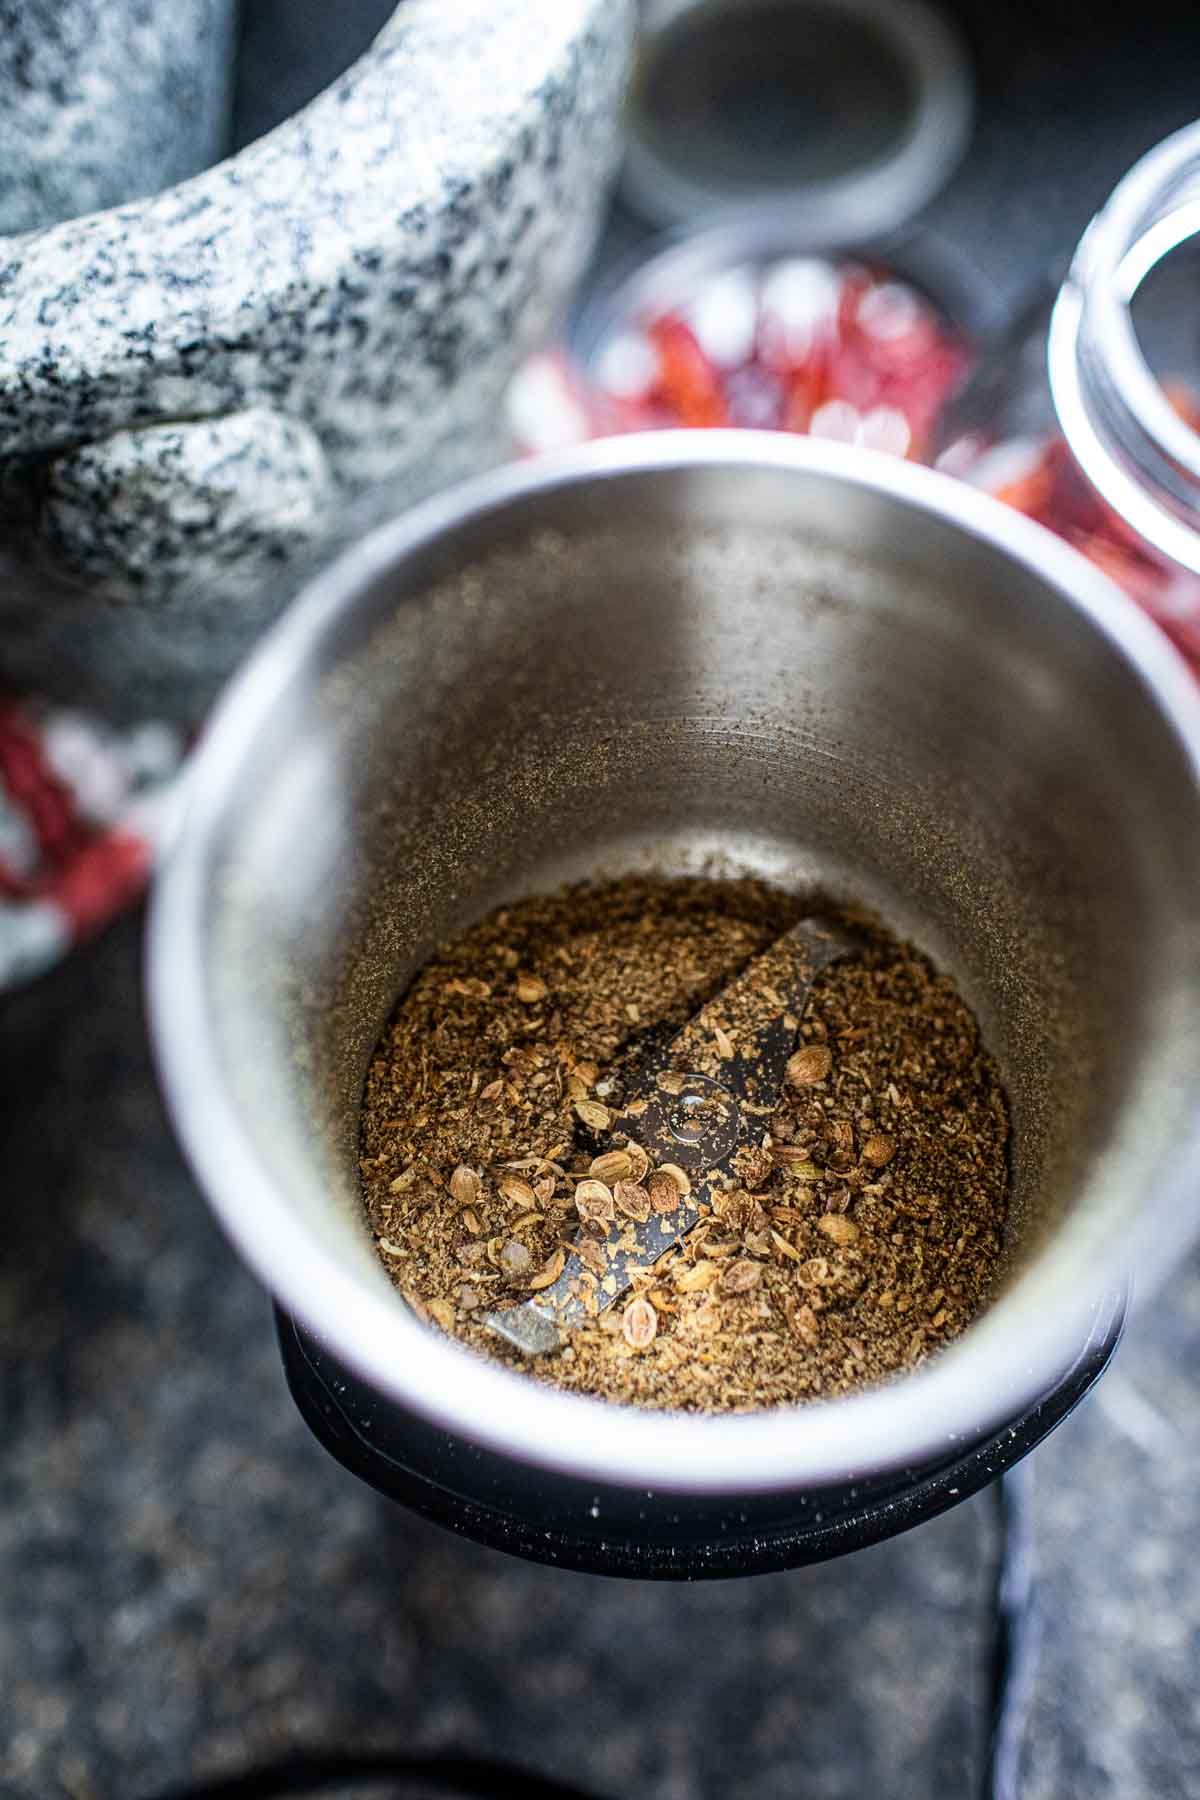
[277,1292,1124,1579]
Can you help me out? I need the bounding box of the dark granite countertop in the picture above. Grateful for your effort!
[4,4,1200,1797]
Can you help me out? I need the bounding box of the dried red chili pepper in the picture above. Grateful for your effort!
[646,315,728,427]
[953,414,1200,677]
[585,255,971,458]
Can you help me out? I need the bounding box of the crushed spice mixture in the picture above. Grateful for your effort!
[358,876,1009,1412]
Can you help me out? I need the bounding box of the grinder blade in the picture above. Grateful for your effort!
[482,916,858,1355]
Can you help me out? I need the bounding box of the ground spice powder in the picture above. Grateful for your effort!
[358,876,1009,1413]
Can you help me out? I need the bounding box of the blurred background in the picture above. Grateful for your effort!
[2,2,1200,1797]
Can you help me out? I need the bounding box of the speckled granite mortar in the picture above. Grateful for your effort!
[0,0,237,235]
[0,0,634,722]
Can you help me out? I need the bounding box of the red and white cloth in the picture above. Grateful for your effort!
[0,699,183,991]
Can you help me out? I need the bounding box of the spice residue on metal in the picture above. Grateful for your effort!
[482,917,857,1354]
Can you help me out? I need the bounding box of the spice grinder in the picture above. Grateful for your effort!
[150,434,1200,1575]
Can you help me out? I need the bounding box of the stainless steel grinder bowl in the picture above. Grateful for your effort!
[149,432,1200,1575]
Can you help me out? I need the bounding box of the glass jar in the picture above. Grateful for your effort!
[938,123,1200,672]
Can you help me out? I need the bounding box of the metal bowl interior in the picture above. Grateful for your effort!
[149,432,1200,1494]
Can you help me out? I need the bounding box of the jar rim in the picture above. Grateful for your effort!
[1050,121,1200,575]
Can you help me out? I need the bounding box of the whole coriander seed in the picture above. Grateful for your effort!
[818,1214,859,1246]
[787,1043,833,1086]
[497,1174,536,1208]
[647,1170,682,1213]
[575,1179,615,1224]
[614,1179,652,1222]
[590,1149,634,1185]
[720,1259,762,1295]
[449,1165,480,1207]
[499,1240,532,1278]
[622,1296,658,1350]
